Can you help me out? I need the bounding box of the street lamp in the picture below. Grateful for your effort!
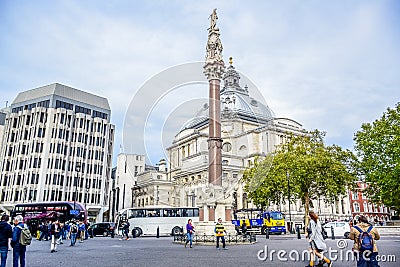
[287,171,292,233]
[74,162,81,214]
[85,183,90,216]
[156,185,159,206]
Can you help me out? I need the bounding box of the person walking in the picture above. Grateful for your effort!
[350,215,380,267]
[184,219,195,248]
[0,214,13,267]
[214,218,227,250]
[78,221,85,243]
[58,222,64,244]
[38,222,45,241]
[11,215,27,267]
[47,221,51,242]
[50,220,61,253]
[62,222,69,240]
[122,221,130,240]
[305,211,332,267]
[69,222,78,246]
[85,221,90,240]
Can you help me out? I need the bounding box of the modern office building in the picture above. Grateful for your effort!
[0,109,8,154]
[0,83,115,221]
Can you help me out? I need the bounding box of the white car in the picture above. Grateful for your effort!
[323,221,351,239]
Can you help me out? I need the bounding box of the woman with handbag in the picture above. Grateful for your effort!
[184,219,195,248]
[306,211,333,267]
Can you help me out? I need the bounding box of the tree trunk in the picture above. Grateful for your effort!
[304,192,310,228]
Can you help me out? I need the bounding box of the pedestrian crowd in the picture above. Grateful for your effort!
[0,211,386,267]
[37,218,89,250]
[0,214,94,267]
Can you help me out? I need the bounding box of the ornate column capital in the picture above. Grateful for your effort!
[204,9,225,81]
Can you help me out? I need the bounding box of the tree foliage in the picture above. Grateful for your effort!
[354,102,400,212]
[242,130,357,226]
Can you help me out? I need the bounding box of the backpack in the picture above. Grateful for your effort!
[71,225,78,233]
[354,225,374,251]
[321,226,328,240]
[17,225,32,246]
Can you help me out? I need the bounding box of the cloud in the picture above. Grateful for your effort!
[1,0,399,164]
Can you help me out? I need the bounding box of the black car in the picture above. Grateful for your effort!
[89,222,116,237]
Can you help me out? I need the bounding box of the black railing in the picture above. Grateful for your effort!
[173,233,256,244]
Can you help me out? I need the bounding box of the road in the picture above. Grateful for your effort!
[6,235,400,267]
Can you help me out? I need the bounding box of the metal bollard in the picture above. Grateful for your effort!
[156,226,160,238]
[331,226,335,240]
[296,226,301,239]
[265,227,269,239]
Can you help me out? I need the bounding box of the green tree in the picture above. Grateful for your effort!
[354,102,400,213]
[243,130,357,227]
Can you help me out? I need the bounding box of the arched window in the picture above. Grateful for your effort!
[368,203,373,212]
[238,145,247,156]
[353,203,360,212]
[363,201,368,212]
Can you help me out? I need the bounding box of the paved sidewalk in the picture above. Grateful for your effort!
[4,235,400,267]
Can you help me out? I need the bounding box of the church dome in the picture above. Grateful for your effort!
[180,62,274,132]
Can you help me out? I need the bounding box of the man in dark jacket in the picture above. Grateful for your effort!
[0,214,13,267]
[11,215,27,267]
[50,220,61,253]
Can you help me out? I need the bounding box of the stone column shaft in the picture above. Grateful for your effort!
[208,79,222,185]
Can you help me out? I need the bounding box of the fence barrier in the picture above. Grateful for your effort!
[173,233,256,244]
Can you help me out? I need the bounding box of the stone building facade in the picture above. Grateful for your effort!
[349,181,391,223]
[165,62,352,223]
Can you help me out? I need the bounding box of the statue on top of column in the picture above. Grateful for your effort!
[209,8,219,33]
[204,8,225,80]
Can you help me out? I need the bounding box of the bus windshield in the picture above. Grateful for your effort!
[269,212,283,220]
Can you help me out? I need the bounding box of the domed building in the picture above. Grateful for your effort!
[130,60,353,226]
[166,61,305,221]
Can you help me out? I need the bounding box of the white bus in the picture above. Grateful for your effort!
[116,206,200,236]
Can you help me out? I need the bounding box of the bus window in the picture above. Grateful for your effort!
[128,209,145,218]
[167,208,181,217]
[163,209,176,217]
[183,208,199,217]
[180,209,187,217]
[186,209,194,217]
[147,209,161,217]
[137,209,145,218]
[193,208,199,217]
[270,212,283,220]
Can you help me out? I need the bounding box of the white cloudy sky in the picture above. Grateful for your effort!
[1,0,399,165]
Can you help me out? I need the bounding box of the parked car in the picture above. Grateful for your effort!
[89,222,116,237]
[323,221,351,238]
